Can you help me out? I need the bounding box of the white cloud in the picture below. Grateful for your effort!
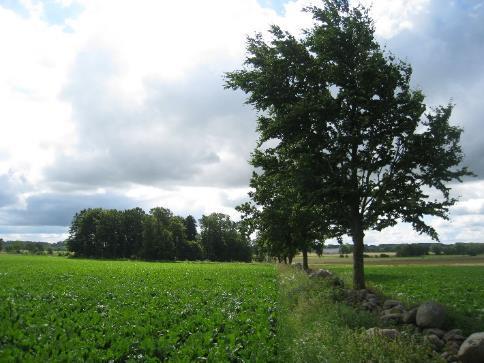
[0,0,483,245]
[356,0,430,38]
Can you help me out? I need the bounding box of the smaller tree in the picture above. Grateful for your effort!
[0,238,4,252]
[184,215,198,241]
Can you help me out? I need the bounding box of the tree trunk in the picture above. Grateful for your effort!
[302,247,309,271]
[352,226,365,289]
[288,255,293,264]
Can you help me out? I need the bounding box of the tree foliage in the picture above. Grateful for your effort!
[67,207,250,262]
[226,0,472,288]
[199,213,252,262]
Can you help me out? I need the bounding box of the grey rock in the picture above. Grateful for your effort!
[424,334,445,351]
[356,289,368,300]
[292,262,303,270]
[367,297,380,305]
[388,306,404,314]
[362,302,376,311]
[366,327,400,340]
[441,351,458,363]
[366,293,378,301]
[416,301,446,328]
[383,299,403,310]
[423,328,446,338]
[445,341,461,355]
[444,329,465,342]
[309,269,333,279]
[457,332,484,363]
[402,307,417,324]
[380,313,403,323]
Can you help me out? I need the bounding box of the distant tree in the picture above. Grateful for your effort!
[170,216,188,260]
[199,213,251,262]
[431,243,444,255]
[396,244,429,257]
[184,215,198,241]
[339,244,353,255]
[67,208,104,257]
[200,213,228,261]
[5,240,23,253]
[226,0,472,288]
[143,207,175,260]
[95,209,123,258]
[0,238,4,252]
[122,208,146,258]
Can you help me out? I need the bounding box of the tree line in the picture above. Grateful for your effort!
[67,207,252,262]
[0,240,66,254]
[226,0,472,288]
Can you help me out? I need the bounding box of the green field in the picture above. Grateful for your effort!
[0,255,277,362]
[307,259,484,333]
[2,254,484,362]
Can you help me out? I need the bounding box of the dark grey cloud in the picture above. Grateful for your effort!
[0,191,138,226]
[45,47,256,190]
[383,0,484,178]
[0,172,27,207]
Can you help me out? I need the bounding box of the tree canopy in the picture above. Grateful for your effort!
[67,208,251,262]
[226,0,472,288]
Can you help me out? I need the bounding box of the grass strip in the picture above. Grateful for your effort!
[275,265,443,363]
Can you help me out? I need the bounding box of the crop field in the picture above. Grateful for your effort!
[303,253,484,266]
[0,255,277,362]
[322,263,484,333]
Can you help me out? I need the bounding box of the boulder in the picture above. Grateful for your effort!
[386,306,404,314]
[423,328,446,338]
[444,329,465,342]
[356,289,369,300]
[366,293,378,301]
[365,294,380,305]
[362,302,376,311]
[380,313,403,324]
[416,301,446,328]
[402,307,417,324]
[309,269,333,279]
[383,299,403,310]
[366,327,400,340]
[424,334,445,351]
[292,262,303,270]
[457,332,484,363]
[445,340,461,355]
[441,351,457,362]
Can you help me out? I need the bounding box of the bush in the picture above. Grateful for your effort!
[379,253,390,258]
[396,244,429,257]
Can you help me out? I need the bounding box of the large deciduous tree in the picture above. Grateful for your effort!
[226,0,471,288]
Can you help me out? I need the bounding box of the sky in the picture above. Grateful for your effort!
[0,0,483,244]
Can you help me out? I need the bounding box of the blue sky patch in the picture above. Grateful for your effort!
[0,0,83,26]
[258,0,289,15]
[0,0,29,18]
[41,0,83,26]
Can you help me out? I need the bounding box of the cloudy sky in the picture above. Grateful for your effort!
[0,0,483,244]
